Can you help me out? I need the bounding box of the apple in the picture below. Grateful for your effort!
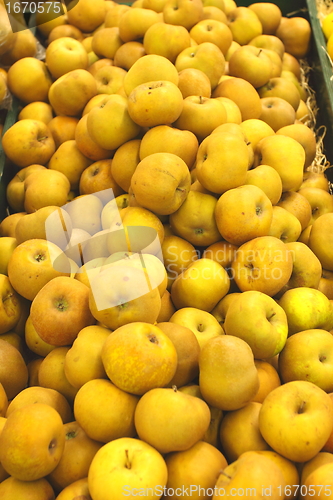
[86,94,141,151]
[252,360,281,404]
[88,437,168,500]
[318,269,333,300]
[18,102,54,125]
[143,22,191,63]
[228,45,272,88]
[175,42,226,90]
[189,19,233,55]
[101,322,178,396]
[0,237,17,276]
[224,290,288,359]
[113,41,146,70]
[268,205,302,243]
[215,184,273,246]
[135,386,211,453]
[278,287,333,336]
[2,119,55,168]
[195,131,249,194]
[308,213,333,271]
[199,335,260,411]
[212,76,262,120]
[163,0,204,31]
[140,125,198,170]
[227,6,263,45]
[213,451,286,499]
[219,402,270,463]
[248,2,282,35]
[91,27,123,60]
[127,80,184,128]
[282,241,322,291]
[48,116,79,150]
[7,57,53,104]
[48,69,98,117]
[169,190,222,247]
[297,188,333,226]
[66,0,106,32]
[45,37,89,80]
[254,134,306,192]
[73,377,139,443]
[170,257,230,312]
[245,165,283,206]
[130,152,191,216]
[30,275,96,346]
[157,321,200,387]
[258,76,301,111]
[276,16,311,59]
[169,306,224,350]
[259,96,296,132]
[302,462,333,500]
[231,235,293,297]
[259,380,333,462]
[165,441,227,500]
[93,65,127,95]
[118,7,161,42]
[174,95,228,141]
[47,23,84,43]
[0,403,65,481]
[123,53,179,96]
[278,329,333,392]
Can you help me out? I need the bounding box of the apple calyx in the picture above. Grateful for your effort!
[297,401,306,414]
[124,449,131,469]
[34,252,46,262]
[48,438,57,454]
[148,333,159,344]
[66,430,77,440]
[54,297,69,312]
[197,323,204,332]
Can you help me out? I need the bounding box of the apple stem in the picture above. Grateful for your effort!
[3,292,13,302]
[172,385,178,392]
[257,49,263,57]
[37,136,48,142]
[125,449,131,469]
[297,401,306,414]
[220,470,232,480]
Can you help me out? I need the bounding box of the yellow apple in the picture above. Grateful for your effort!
[143,22,191,62]
[231,235,293,297]
[0,403,65,481]
[66,0,106,32]
[86,94,141,151]
[101,322,177,396]
[175,41,225,90]
[123,53,179,96]
[245,165,283,205]
[212,76,262,120]
[7,57,52,104]
[227,6,263,45]
[163,0,204,31]
[2,119,55,168]
[88,437,167,500]
[259,380,333,462]
[190,19,233,55]
[276,16,311,59]
[309,215,333,269]
[228,45,272,88]
[248,2,282,35]
[199,334,260,411]
[134,386,211,453]
[45,37,89,79]
[48,69,97,117]
[259,96,296,132]
[118,7,161,42]
[127,80,184,128]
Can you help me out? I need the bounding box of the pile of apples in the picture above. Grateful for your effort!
[1,0,333,498]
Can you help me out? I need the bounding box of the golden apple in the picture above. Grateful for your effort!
[7,57,52,104]
[163,0,204,31]
[45,36,89,79]
[227,6,263,45]
[212,76,262,120]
